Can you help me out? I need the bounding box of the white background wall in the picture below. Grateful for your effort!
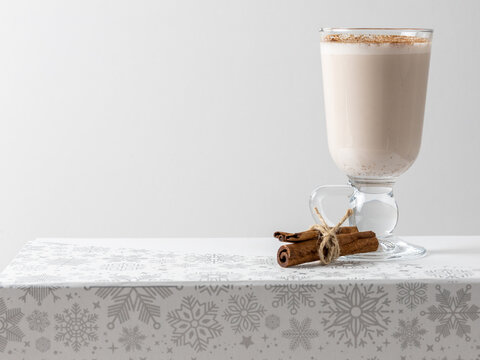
[0,0,479,270]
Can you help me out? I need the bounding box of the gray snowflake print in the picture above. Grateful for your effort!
[421,284,480,341]
[328,261,373,270]
[393,318,427,349]
[195,285,232,296]
[223,293,266,333]
[102,262,145,272]
[188,271,242,282]
[19,285,60,305]
[265,284,321,315]
[281,318,318,350]
[35,337,51,353]
[54,303,98,352]
[0,298,25,352]
[118,326,146,352]
[320,284,391,347]
[167,296,223,352]
[265,314,280,330]
[425,268,474,281]
[27,310,50,332]
[91,286,176,329]
[102,253,151,264]
[396,283,428,310]
[185,253,242,265]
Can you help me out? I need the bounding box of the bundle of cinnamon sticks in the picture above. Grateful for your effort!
[274,226,378,267]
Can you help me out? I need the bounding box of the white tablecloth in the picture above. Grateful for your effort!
[0,237,479,359]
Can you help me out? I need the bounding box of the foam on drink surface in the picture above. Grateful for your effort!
[321,34,431,55]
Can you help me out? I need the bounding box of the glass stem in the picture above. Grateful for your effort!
[348,177,398,239]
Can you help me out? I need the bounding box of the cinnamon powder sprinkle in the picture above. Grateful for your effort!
[323,34,430,44]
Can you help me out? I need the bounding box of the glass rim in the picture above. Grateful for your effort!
[320,27,433,33]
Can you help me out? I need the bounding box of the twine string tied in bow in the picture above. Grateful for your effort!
[309,208,353,265]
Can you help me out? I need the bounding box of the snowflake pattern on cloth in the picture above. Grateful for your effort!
[167,296,223,352]
[118,326,146,352]
[265,314,280,330]
[265,284,320,315]
[223,293,265,333]
[0,238,479,359]
[54,303,98,352]
[89,286,179,329]
[320,284,391,348]
[393,317,427,349]
[3,239,480,285]
[18,282,60,305]
[26,310,50,332]
[0,298,24,352]
[35,336,50,353]
[421,285,480,341]
[396,283,428,310]
[281,317,319,350]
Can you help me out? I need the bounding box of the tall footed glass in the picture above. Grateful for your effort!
[311,28,433,260]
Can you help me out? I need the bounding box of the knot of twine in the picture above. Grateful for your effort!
[309,208,353,265]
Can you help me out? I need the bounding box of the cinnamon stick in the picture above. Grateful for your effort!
[277,231,378,268]
[274,226,358,243]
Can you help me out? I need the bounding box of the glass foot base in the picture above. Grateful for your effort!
[340,236,426,262]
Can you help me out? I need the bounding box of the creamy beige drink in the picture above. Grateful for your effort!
[321,35,431,178]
